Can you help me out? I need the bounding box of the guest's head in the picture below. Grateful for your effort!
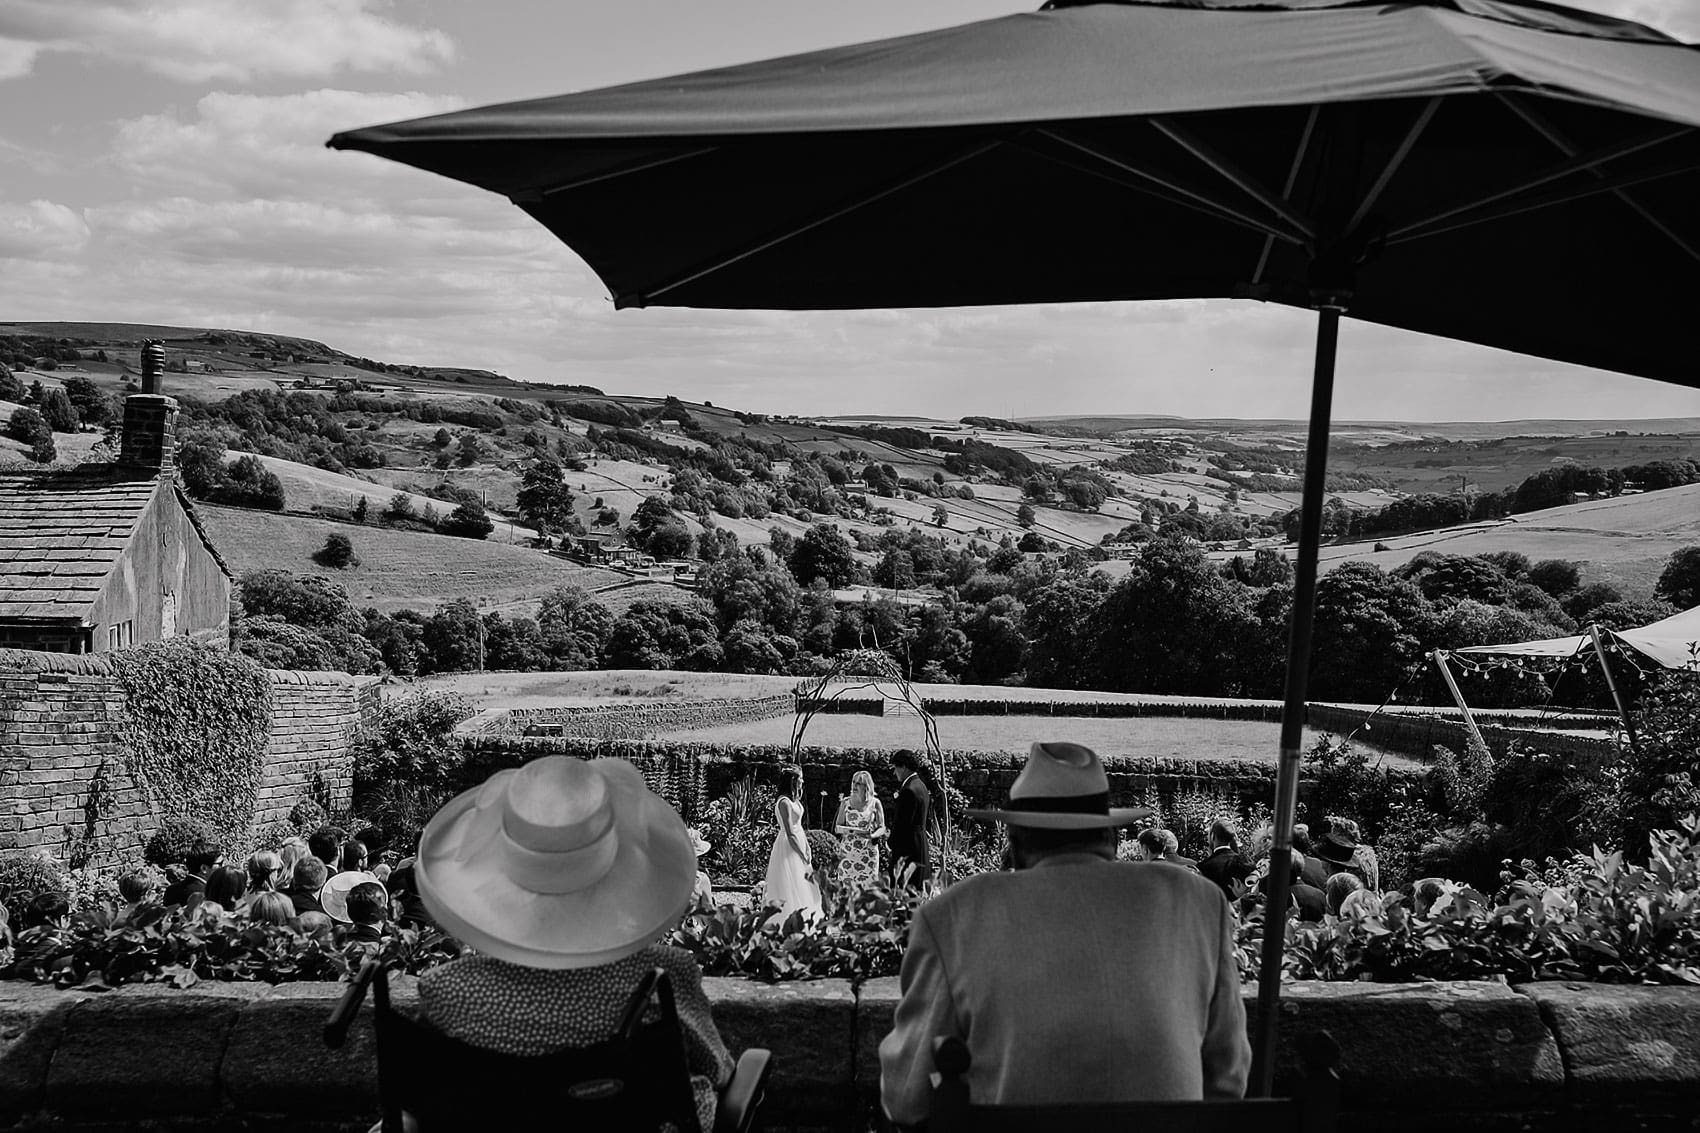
[346,882,389,928]
[353,827,385,858]
[205,866,247,910]
[976,743,1153,870]
[1008,823,1117,868]
[414,755,696,969]
[337,839,369,874]
[245,850,284,893]
[1291,823,1313,854]
[890,749,921,776]
[1220,852,1256,900]
[292,856,328,893]
[184,840,223,878]
[307,826,346,865]
[248,891,296,927]
[22,891,70,931]
[1284,848,1306,885]
[1338,889,1384,920]
[372,864,392,884]
[1135,827,1178,861]
[1246,822,1275,864]
[1411,877,1447,918]
[1208,818,1240,852]
[777,765,803,801]
[850,769,875,805]
[117,870,156,906]
[297,911,335,940]
[279,837,310,876]
[1325,871,1364,916]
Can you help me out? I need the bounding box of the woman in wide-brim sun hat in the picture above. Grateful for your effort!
[414,756,732,1131]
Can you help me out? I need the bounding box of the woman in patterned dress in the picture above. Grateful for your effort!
[414,755,732,1131]
[834,770,887,896]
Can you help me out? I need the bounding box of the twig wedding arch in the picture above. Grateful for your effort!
[789,648,952,885]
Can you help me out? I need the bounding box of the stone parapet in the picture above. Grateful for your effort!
[1,979,1696,1132]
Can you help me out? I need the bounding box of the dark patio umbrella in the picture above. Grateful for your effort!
[330,0,1700,1093]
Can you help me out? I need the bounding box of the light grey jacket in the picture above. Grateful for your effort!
[878,853,1251,1125]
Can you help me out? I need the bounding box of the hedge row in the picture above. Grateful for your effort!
[796,696,1285,720]
[492,694,795,737]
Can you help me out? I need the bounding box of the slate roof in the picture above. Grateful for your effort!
[0,467,230,624]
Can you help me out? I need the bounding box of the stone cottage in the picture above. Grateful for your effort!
[0,390,232,653]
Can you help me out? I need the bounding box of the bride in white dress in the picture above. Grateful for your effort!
[764,765,822,918]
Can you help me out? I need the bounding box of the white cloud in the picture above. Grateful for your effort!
[0,0,452,82]
[0,198,88,256]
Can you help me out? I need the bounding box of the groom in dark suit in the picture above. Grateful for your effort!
[888,749,933,888]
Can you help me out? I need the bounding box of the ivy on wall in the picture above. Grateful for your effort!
[109,641,272,850]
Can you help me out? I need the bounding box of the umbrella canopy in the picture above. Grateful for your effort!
[334,0,1700,389]
[329,0,1700,1096]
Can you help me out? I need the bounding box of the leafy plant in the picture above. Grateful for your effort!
[350,691,476,848]
[110,642,273,852]
[670,884,912,986]
[143,815,220,866]
[0,852,69,925]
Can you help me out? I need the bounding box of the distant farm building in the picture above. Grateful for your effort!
[0,394,232,653]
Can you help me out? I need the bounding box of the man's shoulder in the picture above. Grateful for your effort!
[932,859,1223,912]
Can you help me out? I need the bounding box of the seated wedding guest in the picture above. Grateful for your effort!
[7,893,71,975]
[1195,818,1243,897]
[343,881,390,944]
[1410,877,1448,918]
[1313,827,1366,887]
[162,841,221,906]
[880,743,1247,1126]
[297,911,336,941]
[689,828,716,907]
[1330,816,1381,892]
[372,864,392,885]
[307,826,346,866]
[336,839,370,876]
[202,866,247,916]
[385,859,430,929]
[244,850,285,904]
[285,857,328,917]
[21,891,70,932]
[416,755,733,1133]
[354,826,387,859]
[1338,888,1384,920]
[247,891,296,927]
[1135,827,1197,870]
[117,870,157,922]
[1324,871,1364,917]
[1257,850,1326,923]
[1291,823,1331,890]
[319,870,383,926]
[279,836,310,878]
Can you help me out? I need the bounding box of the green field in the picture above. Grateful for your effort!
[198,504,622,612]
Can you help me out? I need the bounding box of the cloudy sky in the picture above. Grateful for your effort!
[3,0,1699,422]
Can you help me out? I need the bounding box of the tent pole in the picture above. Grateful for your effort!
[1431,649,1488,752]
[1250,304,1340,1096]
[1587,624,1637,749]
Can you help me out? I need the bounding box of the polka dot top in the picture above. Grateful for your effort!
[418,945,732,1131]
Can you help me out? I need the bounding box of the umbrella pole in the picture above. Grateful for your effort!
[1250,303,1342,1096]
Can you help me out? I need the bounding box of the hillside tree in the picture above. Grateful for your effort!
[441,499,495,540]
[1655,546,1700,611]
[516,457,575,535]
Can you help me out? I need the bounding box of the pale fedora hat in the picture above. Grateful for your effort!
[416,755,695,969]
[965,742,1153,829]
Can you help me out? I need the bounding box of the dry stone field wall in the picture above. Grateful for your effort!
[0,650,376,867]
[484,693,796,737]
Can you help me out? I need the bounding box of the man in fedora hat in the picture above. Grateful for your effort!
[878,742,1250,1126]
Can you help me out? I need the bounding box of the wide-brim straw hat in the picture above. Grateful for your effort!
[688,828,712,857]
[416,755,694,969]
[965,742,1154,829]
[318,870,382,924]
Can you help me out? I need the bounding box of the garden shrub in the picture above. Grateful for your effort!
[350,691,476,848]
[670,886,911,985]
[697,776,779,885]
[110,642,272,851]
[1616,669,1700,858]
[0,852,69,925]
[143,815,220,867]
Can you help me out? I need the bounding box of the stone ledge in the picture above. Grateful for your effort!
[1520,982,1700,1099]
[0,979,1692,1130]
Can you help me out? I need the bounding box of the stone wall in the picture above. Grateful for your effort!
[1,979,1696,1132]
[472,693,795,737]
[0,650,378,866]
[1307,704,1616,765]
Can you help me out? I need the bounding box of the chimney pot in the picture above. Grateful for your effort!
[140,341,166,395]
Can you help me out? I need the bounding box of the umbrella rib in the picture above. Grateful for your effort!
[1495,95,1700,268]
[1345,97,1442,235]
[630,138,1005,307]
[1252,105,1319,286]
[1386,127,1690,242]
[514,146,721,202]
[1387,156,1700,246]
[1149,118,1318,242]
[1031,128,1308,245]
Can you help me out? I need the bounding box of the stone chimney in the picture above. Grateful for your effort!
[120,340,179,474]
